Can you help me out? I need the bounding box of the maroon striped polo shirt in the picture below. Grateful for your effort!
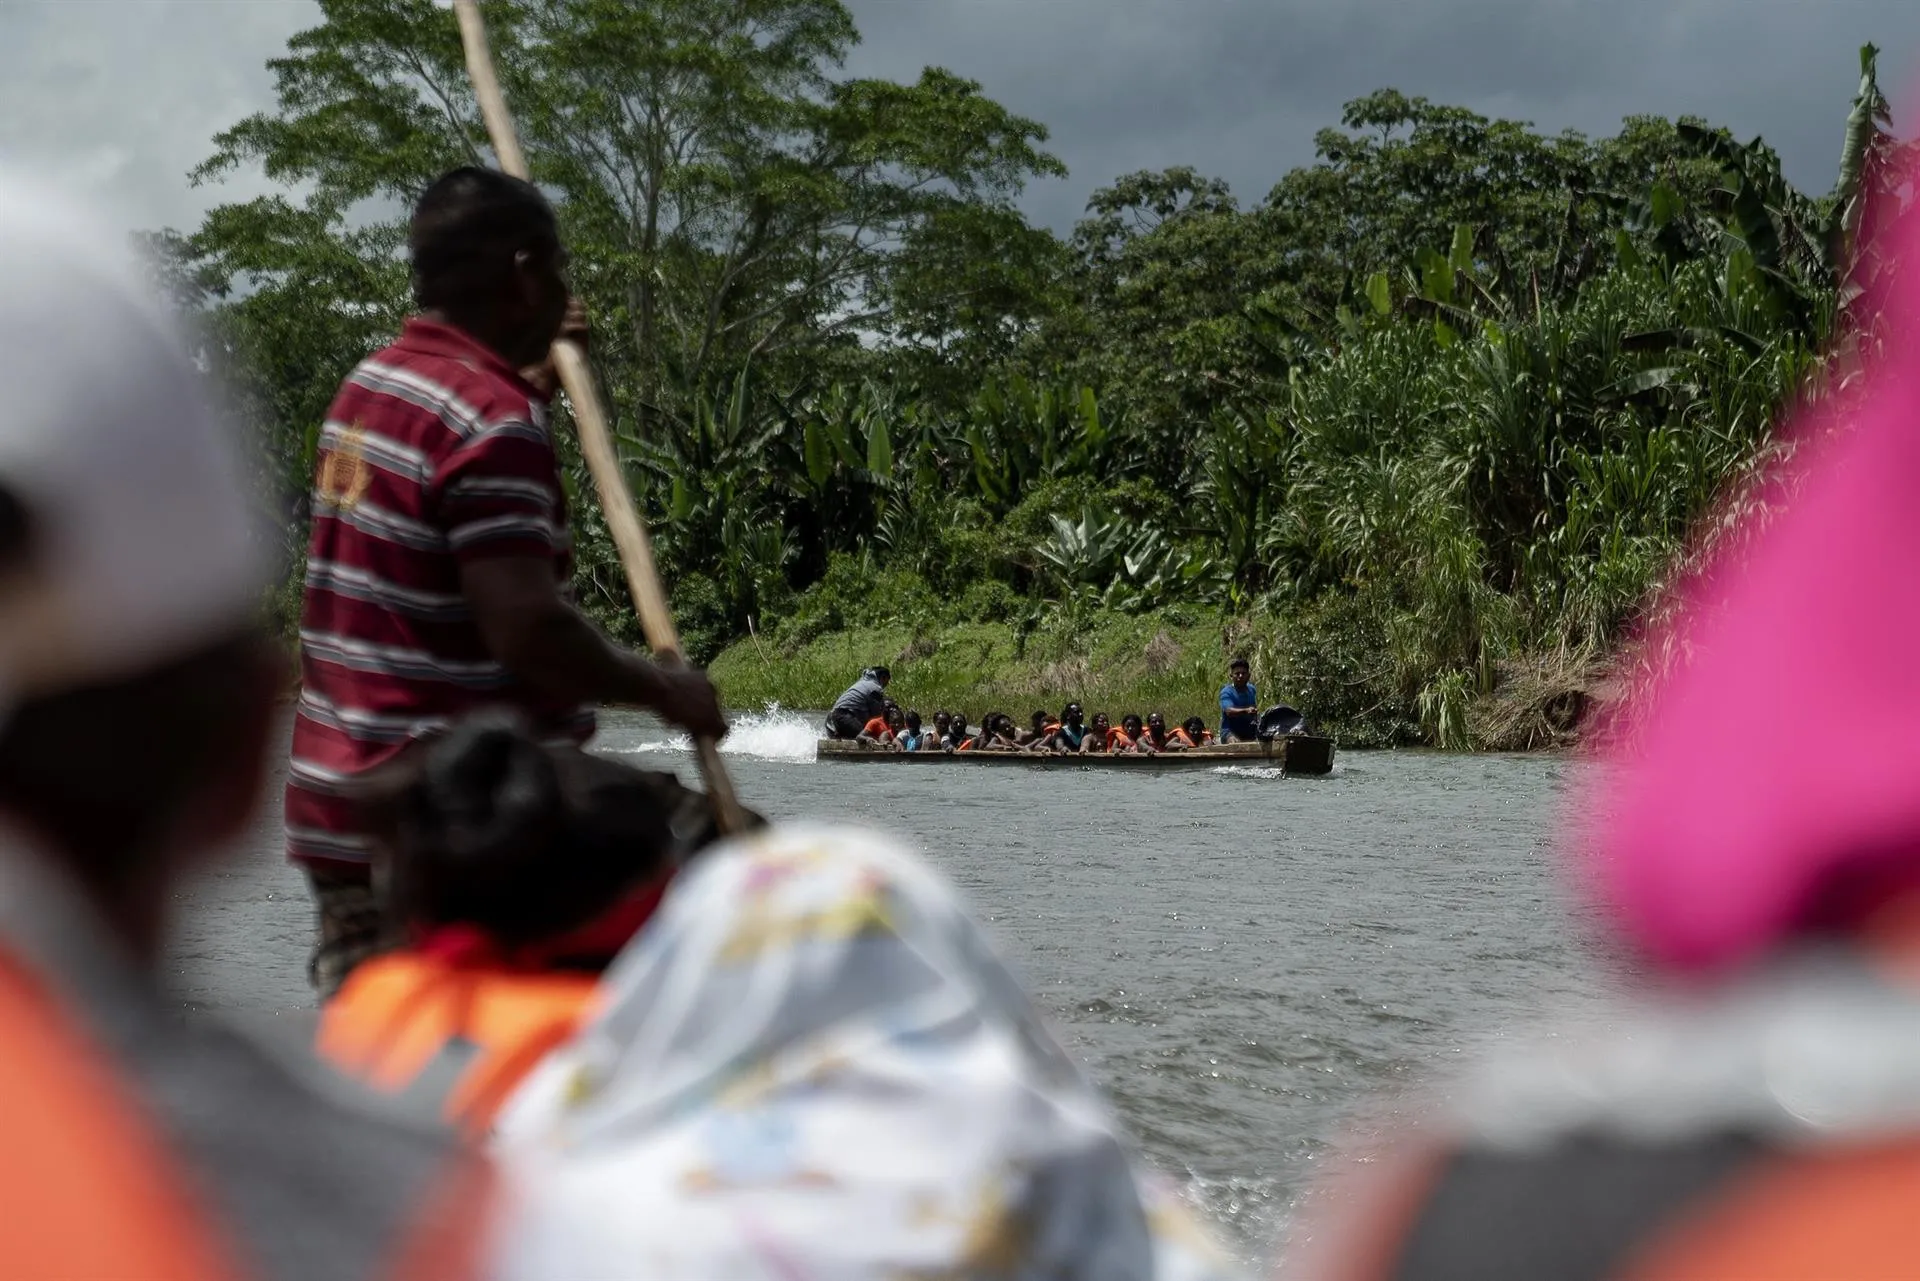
[284,318,594,868]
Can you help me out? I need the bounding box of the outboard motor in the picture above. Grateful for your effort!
[1258,705,1306,739]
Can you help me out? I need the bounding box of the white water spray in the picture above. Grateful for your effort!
[630,703,821,763]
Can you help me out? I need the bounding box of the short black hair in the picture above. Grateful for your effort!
[409,166,557,309]
[1230,656,1251,670]
[870,665,892,681]
[380,716,703,948]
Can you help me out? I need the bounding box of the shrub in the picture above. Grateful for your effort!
[774,553,941,649]
[961,580,1021,622]
[1270,590,1421,747]
[672,573,733,667]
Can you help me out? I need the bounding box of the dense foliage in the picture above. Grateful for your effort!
[167,5,1913,745]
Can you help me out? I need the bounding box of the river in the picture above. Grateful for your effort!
[166,707,1618,1268]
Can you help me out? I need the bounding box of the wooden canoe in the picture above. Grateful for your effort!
[816,734,1336,776]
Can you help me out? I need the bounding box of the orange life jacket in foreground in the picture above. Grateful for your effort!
[0,949,243,1281]
[0,941,496,1280]
[321,951,599,1135]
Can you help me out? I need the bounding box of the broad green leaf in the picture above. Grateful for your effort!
[826,417,861,471]
[865,417,894,476]
[669,475,694,522]
[1366,271,1392,316]
[1449,224,1474,274]
[1416,247,1455,306]
[1614,229,1643,272]
[1649,183,1680,229]
[802,419,832,487]
[1078,385,1104,445]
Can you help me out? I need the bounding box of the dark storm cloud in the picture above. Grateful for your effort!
[3,1,1915,237]
[842,0,1920,230]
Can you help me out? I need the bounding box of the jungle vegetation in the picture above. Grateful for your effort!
[159,1,1914,746]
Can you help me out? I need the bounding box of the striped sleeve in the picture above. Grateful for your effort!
[433,417,564,561]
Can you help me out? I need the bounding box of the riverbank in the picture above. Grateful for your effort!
[710,611,1232,730]
[708,606,1603,749]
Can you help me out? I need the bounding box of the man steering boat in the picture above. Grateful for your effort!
[286,167,728,996]
[824,665,891,739]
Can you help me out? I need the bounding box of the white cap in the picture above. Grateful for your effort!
[0,172,267,709]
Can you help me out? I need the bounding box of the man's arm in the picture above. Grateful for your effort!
[461,556,726,737]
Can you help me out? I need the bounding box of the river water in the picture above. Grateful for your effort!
[167,707,1617,1268]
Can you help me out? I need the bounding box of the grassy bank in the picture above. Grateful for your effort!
[711,611,1233,728]
[708,603,1602,749]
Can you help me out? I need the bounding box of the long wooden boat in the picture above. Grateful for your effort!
[816,734,1336,776]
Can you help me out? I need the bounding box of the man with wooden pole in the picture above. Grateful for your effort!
[284,160,733,994]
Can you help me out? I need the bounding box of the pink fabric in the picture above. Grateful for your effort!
[1588,202,1920,974]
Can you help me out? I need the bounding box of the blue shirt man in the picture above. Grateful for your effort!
[1219,659,1258,742]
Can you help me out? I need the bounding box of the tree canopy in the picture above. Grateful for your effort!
[170,11,1914,746]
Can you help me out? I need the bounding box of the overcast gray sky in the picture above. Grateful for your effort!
[2,0,1916,237]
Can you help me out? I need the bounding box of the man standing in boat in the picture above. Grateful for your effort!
[286,167,727,995]
[825,665,891,739]
[1220,656,1259,742]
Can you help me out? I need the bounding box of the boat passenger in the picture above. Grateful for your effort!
[1143,711,1178,751]
[1171,716,1215,748]
[856,701,898,748]
[931,709,952,745]
[1007,713,1032,747]
[0,179,497,1281]
[1219,656,1259,743]
[898,710,928,752]
[1120,714,1153,754]
[320,715,746,1135]
[1081,712,1116,753]
[980,712,1020,751]
[494,822,1247,1280]
[1024,709,1063,752]
[1043,703,1088,752]
[945,713,973,752]
[826,665,891,740]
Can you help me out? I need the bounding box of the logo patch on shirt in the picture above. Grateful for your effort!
[316,420,373,511]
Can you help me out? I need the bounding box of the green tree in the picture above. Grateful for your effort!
[188,0,1063,440]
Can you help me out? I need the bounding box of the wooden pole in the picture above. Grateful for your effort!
[451,0,746,834]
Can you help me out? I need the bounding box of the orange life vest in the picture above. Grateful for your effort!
[862,716,890,739]
[0,948,244,1281]
[1107,730,1135,750]
[0,941,492,1281]
[320,951,599,1135]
